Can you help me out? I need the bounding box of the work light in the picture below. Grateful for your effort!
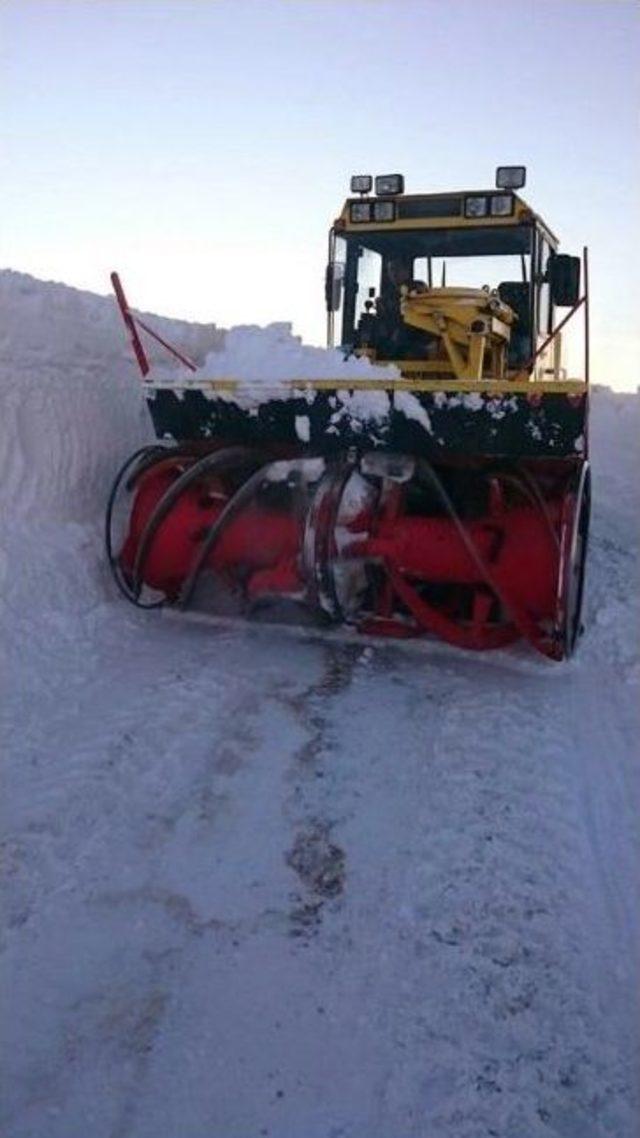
[350,201,372,223]
[464,196,488,218]
[350,175,373,194]
[496,166,526,190]
[490,194,514,216]
[375,174,404,196]
[373,201,396,222]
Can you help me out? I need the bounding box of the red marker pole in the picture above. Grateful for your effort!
[110,271,150,377]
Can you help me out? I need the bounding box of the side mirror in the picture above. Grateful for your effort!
[325,261,345,312]
[549,254,581,307]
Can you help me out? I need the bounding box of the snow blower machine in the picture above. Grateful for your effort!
[107,167,590,660]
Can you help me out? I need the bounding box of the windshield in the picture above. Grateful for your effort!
[340,224,534,361]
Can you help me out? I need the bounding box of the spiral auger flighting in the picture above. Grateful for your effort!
[107,166,591,660]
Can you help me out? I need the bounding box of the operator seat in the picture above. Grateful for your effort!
[357,280,431,359]
[498,282,531,367]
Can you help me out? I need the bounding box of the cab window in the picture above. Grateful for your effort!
[354,246,382,328]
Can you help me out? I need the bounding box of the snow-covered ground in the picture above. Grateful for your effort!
[1,271,639,1138]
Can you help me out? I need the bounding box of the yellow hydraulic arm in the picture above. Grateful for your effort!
[401,286,516,381]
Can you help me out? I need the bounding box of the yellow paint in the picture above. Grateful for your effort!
[146,377,587,396]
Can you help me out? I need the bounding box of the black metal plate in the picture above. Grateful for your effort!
[146,387,587,460]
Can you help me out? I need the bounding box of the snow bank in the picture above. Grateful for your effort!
[0,270,221,524]
[0,271,399,521]
[0,270,221,672]
[584,385,640,677]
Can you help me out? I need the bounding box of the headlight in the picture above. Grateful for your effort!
[464,196,488,218]
[349,201,372,223]
[375,174,404,196]
[495,165,526,189]
[350,174,372,194]
[490,194,514,216]
[373,200,396,222]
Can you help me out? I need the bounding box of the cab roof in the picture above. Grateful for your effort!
[336,190,558,248]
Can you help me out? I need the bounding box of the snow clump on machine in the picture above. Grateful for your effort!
[150,321,400,405]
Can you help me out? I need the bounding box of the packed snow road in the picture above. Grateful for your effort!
[3,600,638,1138]
[1,272,638,1137]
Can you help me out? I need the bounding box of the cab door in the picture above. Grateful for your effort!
[325,230,346,347]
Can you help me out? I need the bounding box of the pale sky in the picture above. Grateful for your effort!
[2,0,639,387]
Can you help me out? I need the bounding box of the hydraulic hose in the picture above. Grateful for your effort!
[105,443,170,608]
[131,446,262,598]
[177,458,275,609]
[412,459,555,657]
